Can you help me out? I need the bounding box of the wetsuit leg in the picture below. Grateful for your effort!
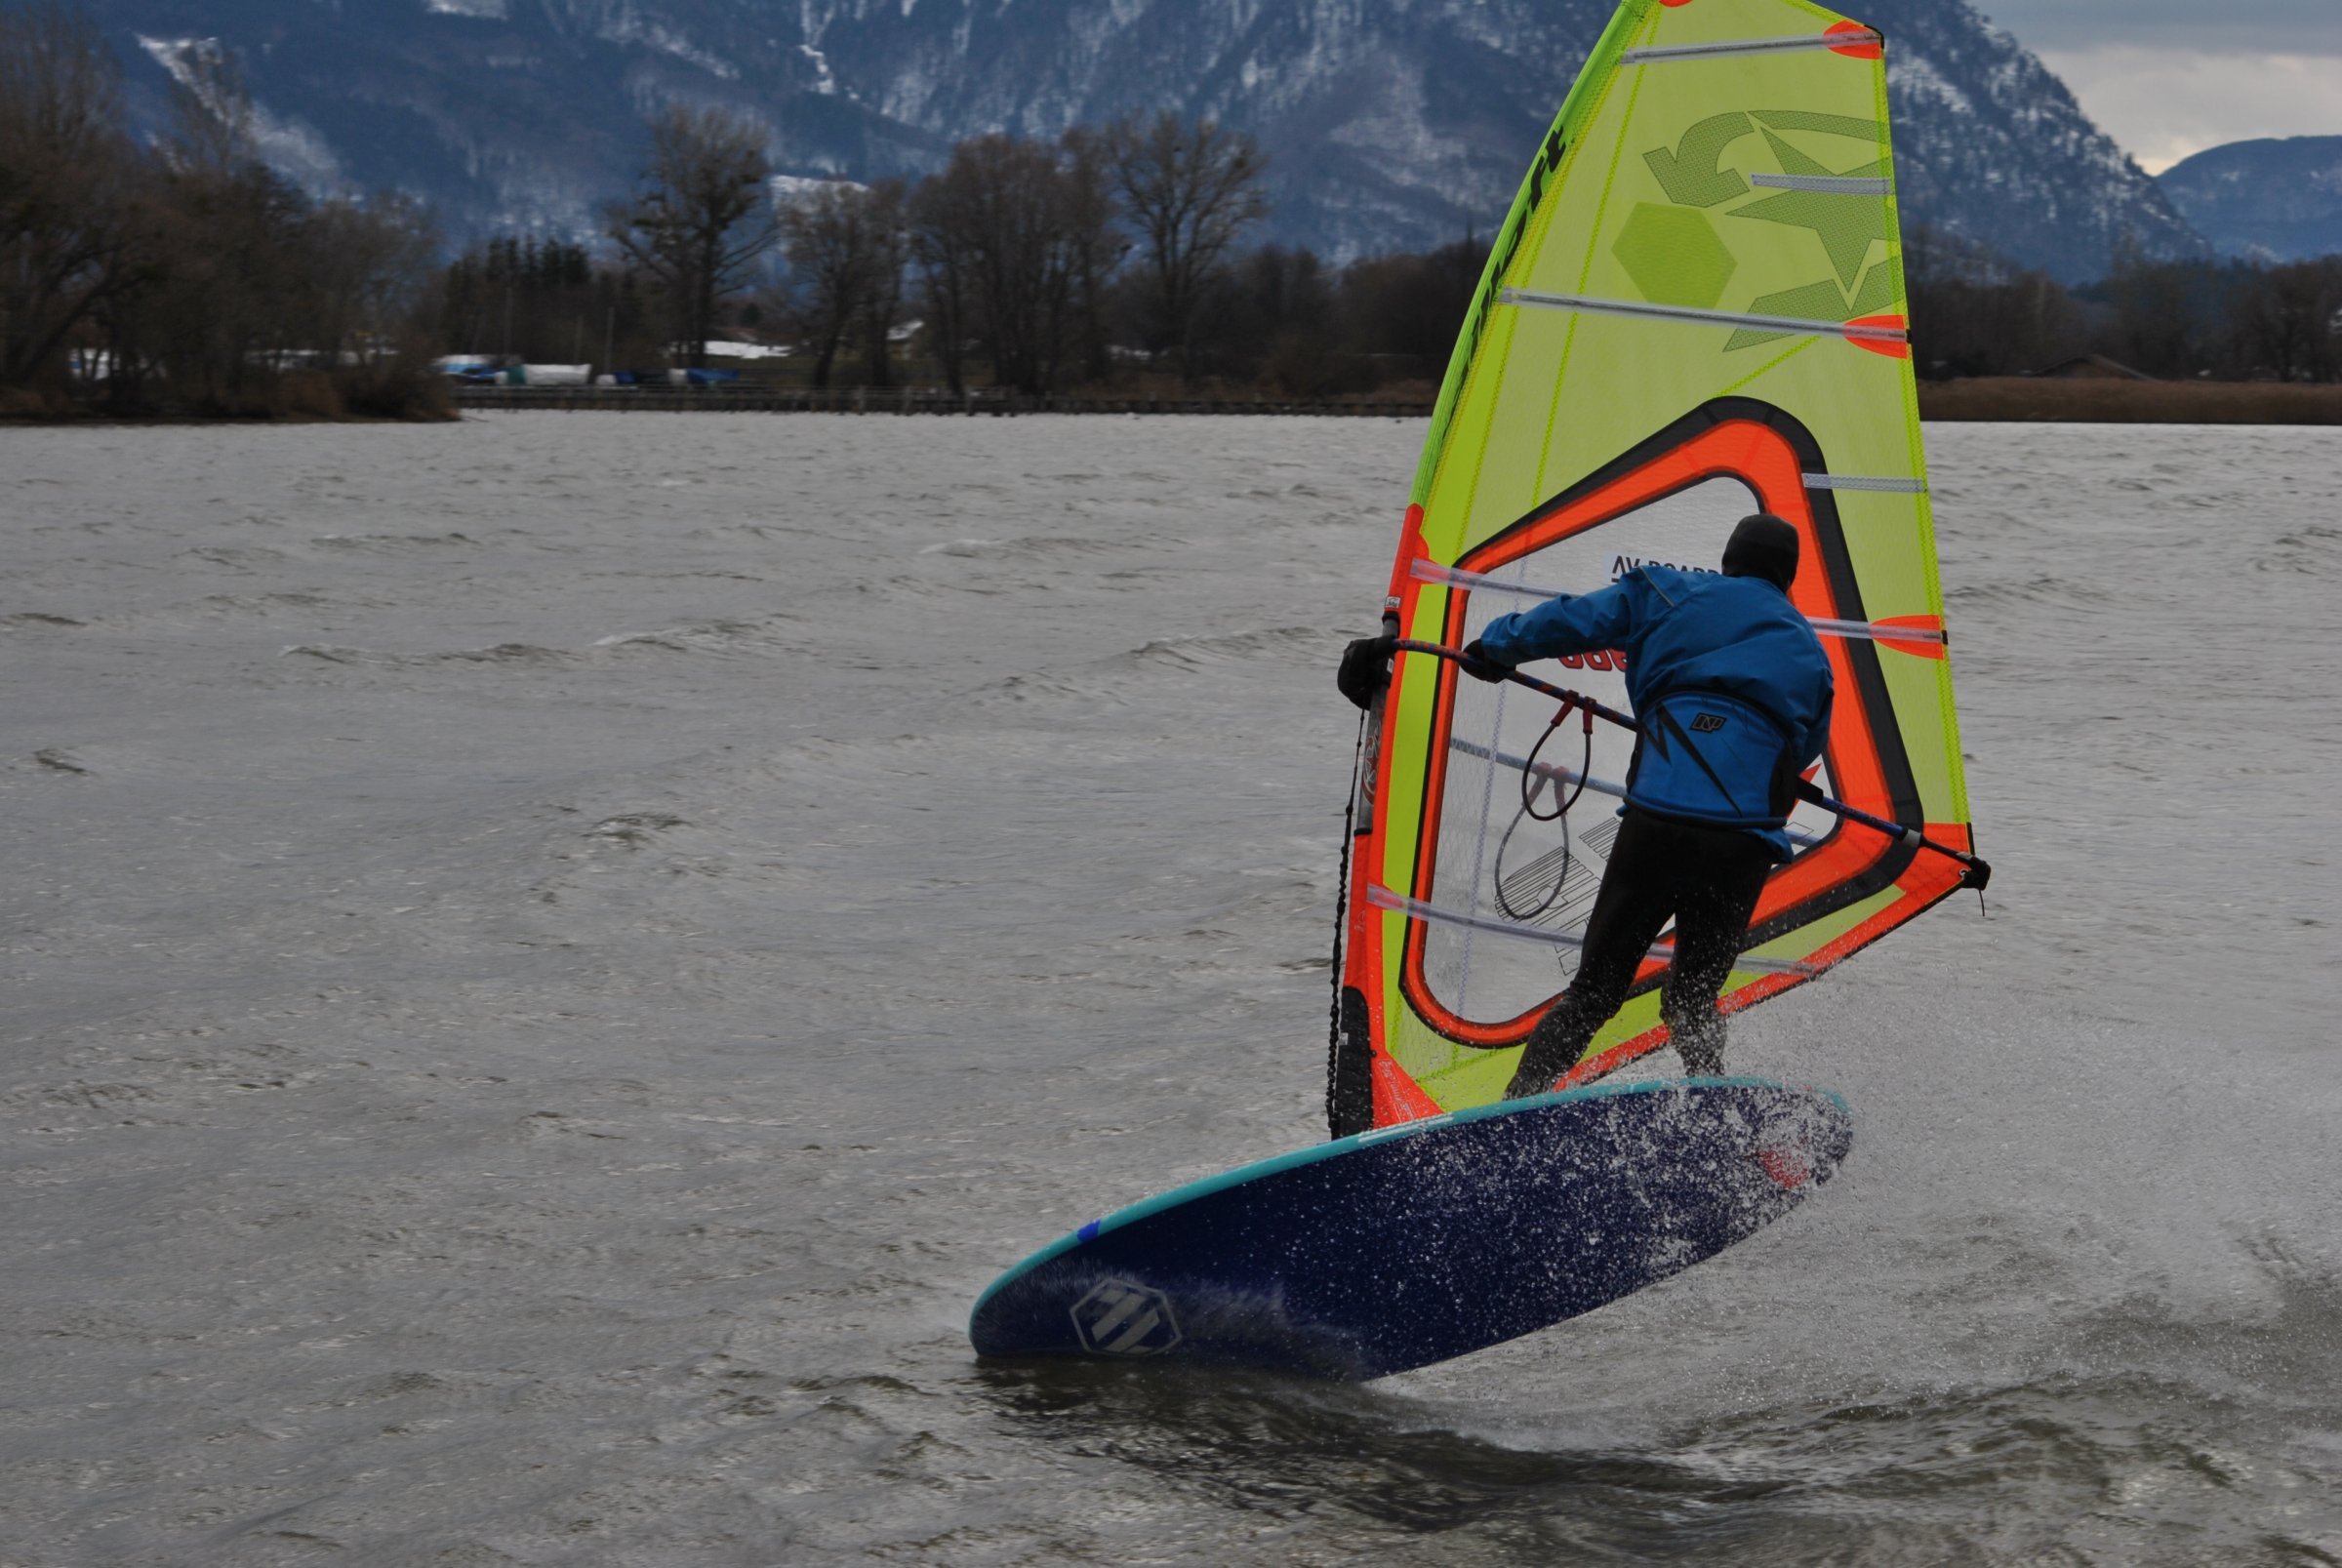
[1657,825,1776,1076]
[1504,812,1677,1098]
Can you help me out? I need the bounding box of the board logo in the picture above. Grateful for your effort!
[1070,1279,1182,1356]
[1691,713,1727,733]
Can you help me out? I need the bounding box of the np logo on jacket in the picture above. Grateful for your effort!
[1633,690,1801,831]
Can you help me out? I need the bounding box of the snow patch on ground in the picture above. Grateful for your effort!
[702,340,792,359]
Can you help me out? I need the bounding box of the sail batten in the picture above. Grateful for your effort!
[1501,289,1911,344]
[1749,174,1893,195]
[1366,886,1823,977]
[1620,31,1882,65]
[1407,561,1946,647]
[1804,474,1926,494]
[1329,0,1977,1137]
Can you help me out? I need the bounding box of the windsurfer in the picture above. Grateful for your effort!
[1338,512,1834,1092]
[1481,512,1831,1091]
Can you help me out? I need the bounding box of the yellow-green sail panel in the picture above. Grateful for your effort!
[1327,0,1976,1137]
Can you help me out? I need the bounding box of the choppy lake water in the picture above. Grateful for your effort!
[3,413,2339,1565]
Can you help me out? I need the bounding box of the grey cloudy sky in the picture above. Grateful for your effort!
[1972,0,2342,170]
[1978,0,2342,53]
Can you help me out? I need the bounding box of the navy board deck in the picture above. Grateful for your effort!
[970,1077,1852,1381]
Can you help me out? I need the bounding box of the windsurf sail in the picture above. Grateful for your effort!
[1328,0,1977,1136]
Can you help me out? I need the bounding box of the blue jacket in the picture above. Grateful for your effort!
[1479,565,1834,856]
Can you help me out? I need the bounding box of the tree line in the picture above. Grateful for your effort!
[432,102,1489,400]
[771,118,1265,394]
[1907,226,2342,383]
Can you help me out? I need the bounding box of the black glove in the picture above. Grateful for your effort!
[1459,638,1509,683]
[1336,633,1395,709]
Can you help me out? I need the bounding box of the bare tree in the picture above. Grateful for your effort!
[0,5,150,392]
[2236,260,2342,382]
[139,51,310,408]
[1057,127,1125,385]
[776,179,906,388]
[1106,113,1269,382]
[854,181,908,387]
[0,21,447,417]
[962,135,1069,395]
[907,158,980,394]
[2104,236,2206,377]
[909,134,1117,396]
[94,47,450,417]
[306,191,442,403]
[1236,243,1339,394]
[607,106,782,368]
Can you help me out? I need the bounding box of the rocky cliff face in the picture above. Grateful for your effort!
[95,0,2204,280]
[2160,138,2342,262]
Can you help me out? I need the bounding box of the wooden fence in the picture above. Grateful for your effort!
[453,385,1435,418]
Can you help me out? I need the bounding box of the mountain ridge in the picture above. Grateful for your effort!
[2159,137,2342,262]
[85,0,2206,281]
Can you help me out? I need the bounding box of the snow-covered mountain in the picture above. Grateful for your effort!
[2160,138,2342,262]
[91,0,2204,280]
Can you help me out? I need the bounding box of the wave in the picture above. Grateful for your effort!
[179,544,290,569]
[1121,625,1327,671]
[583,812,692,848]
[917,534,1145,561]
[279,641,569,665]
[306,531,476,550]
[2252,523,2342,576]
[959,626,1333,713]
[283,621,804,667]
[591,619,800,659]
[1943,573,2120,612]
[198,591,346,619]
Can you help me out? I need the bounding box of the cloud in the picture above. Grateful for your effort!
[1977,0,2342,56]
[2034,45,2342,172]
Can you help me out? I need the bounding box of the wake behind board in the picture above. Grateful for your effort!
[970,1078,1850,1381]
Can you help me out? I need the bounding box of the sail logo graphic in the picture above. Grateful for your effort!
[1625,108,1901,352]
[1070,1279,1182,1356]
[1691,713,1727,734]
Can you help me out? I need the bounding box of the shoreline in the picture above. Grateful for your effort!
[446,380,2342,424]
[12,379,2339,425]
[1915,377,2342,424]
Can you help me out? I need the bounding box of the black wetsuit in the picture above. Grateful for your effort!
[1504,810,1775,1094]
